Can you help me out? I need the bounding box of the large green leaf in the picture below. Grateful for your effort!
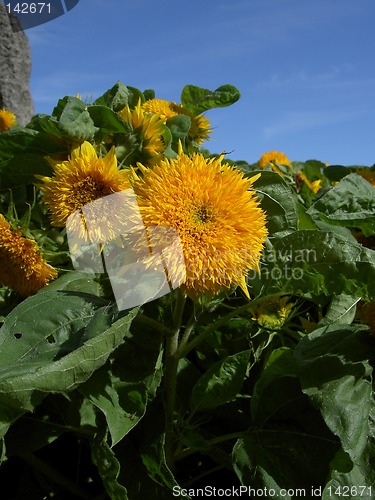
[180,84,240,115]
[318,294,360,327]
[294,324,374,463]
[308,173,375,236]
[250,348,300,425]
[248,230,375,301]
[30,97,99,142]
[233,347,339,495]
[233,429,336,498]
[0,291,138,437]
[93,81,144,111]
[190,350,250,412]
[0,128,67,163]
[252,171,298,238]
[0,154,53,189]
[323,448,375,499]
[80,325,163,446]
[86,105,132,136]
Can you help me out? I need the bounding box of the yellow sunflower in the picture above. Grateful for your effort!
[118,100,166,166]
[131,146,268,300]
[250,296,294,330]
[142,98,212,147]
[356,168,375,187]
[0,214,57,296]
[297,171,322,194]
[0,109,17,132]
[258,151,292,175]
[37,141,131,243]
[142,98,179,121]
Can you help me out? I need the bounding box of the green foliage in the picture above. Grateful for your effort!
[308,173,375,236]
[181,84,240,115]
[0,81,374,498]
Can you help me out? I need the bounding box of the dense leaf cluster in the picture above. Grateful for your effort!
[0,82,375,499]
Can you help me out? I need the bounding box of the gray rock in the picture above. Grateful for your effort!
[0,3,34,126]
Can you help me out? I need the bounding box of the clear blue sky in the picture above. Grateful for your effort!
[26,0,375,166]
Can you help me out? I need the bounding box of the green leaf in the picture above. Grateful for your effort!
[80,324,163,446]
[234,346,340,494]
[91,431,128,499]
[250,347,300,425]
[318,294,360,327]
[0,154,53,189]
[31,97,99,142]
[0,127,67,163]
[180,84,240,115]
[0,291,138,437]
[294,325,374,462]
[308,173,375,236]
[252,170,298,237]
[249,230,375,301]
[93,81,144,111]
[166,114,191,151]
[58,97,99,142]
[86,105,131,136]
[190,350,250,412]
[323,448,375,499]
[38,271,108,297]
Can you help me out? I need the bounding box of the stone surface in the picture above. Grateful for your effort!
[0,4,34,126]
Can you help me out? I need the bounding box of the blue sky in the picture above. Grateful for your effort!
[25,0,375,166]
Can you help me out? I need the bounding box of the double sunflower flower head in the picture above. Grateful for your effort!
[36,135,268,301]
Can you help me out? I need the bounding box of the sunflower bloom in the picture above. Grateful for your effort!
[0,109,17,132]
[258,151,292,175]
[0,214,57,296]
[132,147,268,300]
[142,99,212,147]
[171,103,212,147]
[37,141,131,242]
[297,171,322,194]
[142,98,179,121]
[118,101,166,166]
[250,296,294,329]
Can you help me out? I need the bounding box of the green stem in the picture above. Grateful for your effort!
[133,314,174,337]
[175,300,255,359]
[164,290,186,471]
[175,431,244,461]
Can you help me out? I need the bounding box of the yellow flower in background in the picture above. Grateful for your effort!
[356,168,375,187]
[37,141,131,242]
[118,100,166,166]
[250,296,294,329]
[141,98,212,147]
[172,103,212,147]
[0,214,57,296]
[132,146,268,300]
[142,98,178,121]
[297,171,323,194]
[185,113,212,147]
[258,151,292,175]
[0,109,17,132]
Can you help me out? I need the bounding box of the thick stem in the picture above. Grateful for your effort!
[175,300,257,359]
[164,289,186,471]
